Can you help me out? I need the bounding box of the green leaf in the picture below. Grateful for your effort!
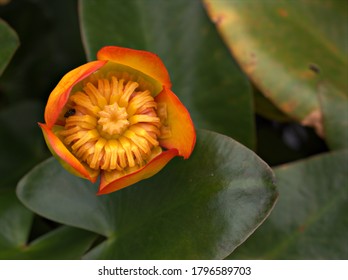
[204,0,348,129]
[0,188,96,259]
[0,18,19,76]
[253,88,291,122]
[0,101,48,188]
[79,0,255,149]
[17,130,278,259]
[19,226,96,260]
[0,188,33,251]
[228,150,348,259]
[0,226,97,260]
[318,82,348,150]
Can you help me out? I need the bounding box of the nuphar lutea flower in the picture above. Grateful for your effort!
[39,46,196,194]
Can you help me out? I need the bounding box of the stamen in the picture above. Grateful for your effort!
[89,138,107,169]
[157,103,172,139]
[86,83,108,108]
[75,141,95,160]
[60,75,167,172]
[98,79,110,103]
[118,81,139,107]
[129,125,159,147]
[123,130,151,155]
[70,93,100,116]
[71,129,99,151]
[129,115,160,126]
[65,115,97,130]
[119,136,135,167]
[127,90,156,116]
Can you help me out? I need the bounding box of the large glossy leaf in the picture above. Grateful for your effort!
[228,150,348,259]
[79,0,255,149]
[0,18,19,76]
[254,88,291,123]
[23,226,96,260]
[203,0,348,132]
[0,188,33,252]
[318,83,348,150]
[0,188,96,259]
[17,130,278,259]
[0,101,49,188]
[0,225,97,260]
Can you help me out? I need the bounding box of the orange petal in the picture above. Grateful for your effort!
[155,88,196,159]
[45,60,106,128]
[39,123,98,183]
[98,149,178,195]
[97,46,171,89]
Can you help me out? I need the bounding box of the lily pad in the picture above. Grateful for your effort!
[13,226,97,260]
[0,225,97,260]
[79,0,255,149]
[203,0,348,133]
[254,88,291,122]
[0,188,96,259]
[318,82,348,150]
[0,188,33,252]
[0,18,19,76]
[0,101,48,188]
[17,130,278,259]
[228,150,348,259]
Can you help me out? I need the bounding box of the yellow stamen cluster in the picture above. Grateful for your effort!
[60,76,162,172]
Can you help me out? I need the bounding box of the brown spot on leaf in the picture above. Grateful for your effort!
[213,14,224,25]
[309,63,320,74]
[301,109,324,138]
[297,224,306,233]
[300,69,316,80]
[281,100,298,114]
[203,1,224,25]
[244,52,258,74]
[277,8,288,17]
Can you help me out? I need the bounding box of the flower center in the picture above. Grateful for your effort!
[60,76,161,172]
[98,104,129,136]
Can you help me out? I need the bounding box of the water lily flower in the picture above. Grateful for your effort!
[39,46,196,195]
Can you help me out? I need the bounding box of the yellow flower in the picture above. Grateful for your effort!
[39,46,196,194]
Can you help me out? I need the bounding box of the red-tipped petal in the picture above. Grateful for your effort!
[98,149,178,195]
[39,123,98,182]
[44,60,106,128]
[156,88,196,159]
[97,46,171,89]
